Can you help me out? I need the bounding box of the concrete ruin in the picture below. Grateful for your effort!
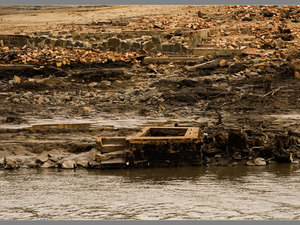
[96,127,204,169]
[0,28,242,57]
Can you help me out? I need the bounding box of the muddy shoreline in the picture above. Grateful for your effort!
[0,5,300,169]
[0,53,299,170]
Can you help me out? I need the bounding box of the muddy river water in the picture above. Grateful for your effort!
[0,164,299,220]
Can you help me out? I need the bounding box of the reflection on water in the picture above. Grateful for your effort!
[0,164,299,220]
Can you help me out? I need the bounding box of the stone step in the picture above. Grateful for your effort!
[104,150,126,158]
[101,137,127,145]
[100,157,126,165]
[101,144,125,153]
[95,150,125,161]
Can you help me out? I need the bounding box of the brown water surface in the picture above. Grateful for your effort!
[0,164,299,220]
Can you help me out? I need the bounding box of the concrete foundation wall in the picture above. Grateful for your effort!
[0,29,209,55]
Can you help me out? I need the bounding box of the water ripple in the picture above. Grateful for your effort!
[0,164,299,220]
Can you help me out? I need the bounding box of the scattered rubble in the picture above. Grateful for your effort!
[0,5,299,169]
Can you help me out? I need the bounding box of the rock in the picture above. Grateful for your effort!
[275,38,284,49]
[41,160,55,168]
[36,97,44,104]
[246,160,255,166]
[147,64,157,73]
[228,129,249,152]
[295,71,300,79]
[95,153,112,162]
[233,153,242,160]
[254,157,266,166]
[36,154,49,163]
[131,42,141,51]
[11,97,20,103]
[65,39,73,47]
[291,59,300,72]
[82,106,92,113]
[14,75,21,84]
[54,40,61,47]
[142,41,155,51]
[219,59,227,67]
[242,13,252,21]
[197,11,205,18]
[61,160,76,169]
[152,35,161,44]
[76,160,89,168]
[4,160,18,169]
[64,96,72,101]
[88,160,101,168]
[23,91,33,99]
[87,148,99,161]
[16,157,35,168]
[161,43,174,52]
[100,80,112,88]
[262,9,274,17]
[73,41,84,47]
[214,132,228,149]
[252,136,264,146]
[49,154,63,162]
[107,38,121,47]
[120,41,130,50]
[114,80,123,87]
[173,43,182,52]
[0,158,5,166]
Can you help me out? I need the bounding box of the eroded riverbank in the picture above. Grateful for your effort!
[0,164,299,220]
[0,5,299,170]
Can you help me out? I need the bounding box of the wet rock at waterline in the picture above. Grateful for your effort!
[36,154,49,164]
[254,158,267,166]
[41,160,56,168]
[4,160,18,169]
[61,160,76,169]
[76,160,89,168]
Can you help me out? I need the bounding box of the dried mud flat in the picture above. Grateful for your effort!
[0,5,299,169]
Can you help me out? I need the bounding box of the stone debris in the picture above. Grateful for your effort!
[254,157,267,166]
[41,160,55,168]
[36,154,49,163]
[0,5,299,170]
[61,160,76,169]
